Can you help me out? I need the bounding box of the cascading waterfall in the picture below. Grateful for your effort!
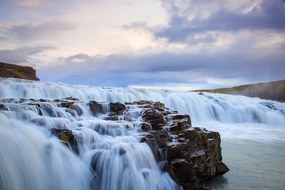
[1,78,285,190]
[0,114,91,190]
[0,86,177,190]
[1,78,285,125]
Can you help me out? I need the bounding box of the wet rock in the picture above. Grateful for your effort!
[167,144,186,161]
[104,115,119,121]
[124,115,133,122]
[118,147,127,156]
[89,101,103,116]
[50,128,79,154]
[153,101,166,111]
[110,102,126,114]
[133,100,153,105]
[216,162,229,175]
[169,159,196,183]
[140,137,147,143]
[139,122,152,132]
[65,97,79,101]
[168,121,190,132]
[144,137,162,161]
[167,114,191,126]
[42,104,55,116]
[70,104,83,116]
[142,109,165,130]
[153,130,169,148]
[66,108,76,116]
[60,101,74,108]
[0,104,9,111]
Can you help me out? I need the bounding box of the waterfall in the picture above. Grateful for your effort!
[0,85,177,190]
[1,77,284,125]
[0,113,91,190]
[1,78,285,190]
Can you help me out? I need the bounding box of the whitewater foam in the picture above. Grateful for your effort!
[1,78,284,125]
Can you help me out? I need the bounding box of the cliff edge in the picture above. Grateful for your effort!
[0,62,39,81]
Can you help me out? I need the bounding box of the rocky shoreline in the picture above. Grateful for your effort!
[0,98,229,189]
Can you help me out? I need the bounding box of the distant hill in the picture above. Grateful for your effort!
[196,80,285,102]
[0,62,39,81]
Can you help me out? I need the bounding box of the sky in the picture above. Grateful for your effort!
[0,0,285,90]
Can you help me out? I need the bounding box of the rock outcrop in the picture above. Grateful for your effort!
[0,98,228,189]
[135,101,229,190]
[0,62,39,80]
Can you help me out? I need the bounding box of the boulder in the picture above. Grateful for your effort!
[142,109,165,130]
[110,102,126,114]
[70,104,83,116]
[0,104,9,111]
[50,128,79,154]
[216,162,229,175]
[139,122,152,132]
[60,101,74,108]
[104,115,119,121]
[89,101,103,116]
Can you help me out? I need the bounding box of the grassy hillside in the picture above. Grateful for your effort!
[196,80,285,102]
[0,62,39,81]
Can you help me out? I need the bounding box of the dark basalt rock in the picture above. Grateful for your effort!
[70,104,83,116]
[42,104,55,116]
[65,97,79,101]
[104,115,119,121]
[0,103,9,111]
[60,101,74,108]
[89,101,103,116]
[110,102,126,114]
[139,122,152,132]
[137,101,229,190]
[65,108,76,116]
[215,162,229,175]
[142,109,165,130]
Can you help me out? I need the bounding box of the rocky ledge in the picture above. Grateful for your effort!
[0,98,228,189]
[0,62,39,80]
[136,101,229,189]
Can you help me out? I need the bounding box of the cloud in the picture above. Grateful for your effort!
[156,0,285,42]
[0,0,284,89]
[18,0,41,7]
[4,21,76,42]
[0,46,54,65]
[38,44,285,87]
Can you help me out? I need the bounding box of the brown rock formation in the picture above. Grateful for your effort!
[138,101,229,190]
[0,62,39,80]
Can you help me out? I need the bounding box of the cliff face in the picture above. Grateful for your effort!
[196,80,285,102]
[0,62,39,81]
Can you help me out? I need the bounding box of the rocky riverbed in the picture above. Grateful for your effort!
[0,97,228,190]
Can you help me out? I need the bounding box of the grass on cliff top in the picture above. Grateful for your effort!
[194,80,285,102]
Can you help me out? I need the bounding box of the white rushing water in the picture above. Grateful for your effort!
[1,78,285,125]
[1,78,285,190]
